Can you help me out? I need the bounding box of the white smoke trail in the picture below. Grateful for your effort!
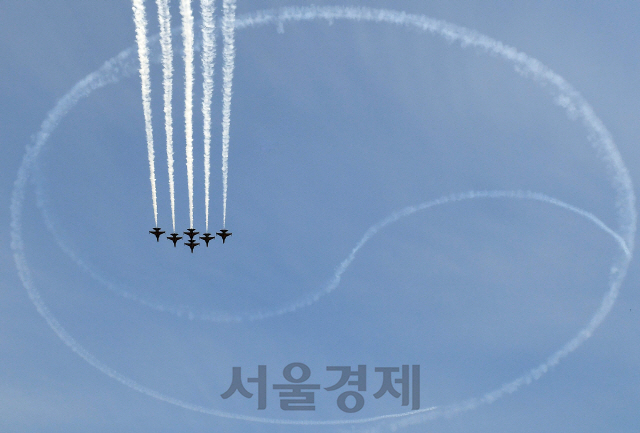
[180,0,195,229]
[220,0,237,228]
[132,0,158,227]
[201,0,217,232]
[156,0,176,232]
[11,6,637,430]
[245,190,630,322]
[236,6,636,250]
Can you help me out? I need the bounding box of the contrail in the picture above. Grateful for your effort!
[201,0,217,232]
[180,0,195,229]
[132,0,158,227]
[244,190,630,322]
[220,0,237,228]
[156,0,176,232]
[235,6,636,246]
[11,6,637,430]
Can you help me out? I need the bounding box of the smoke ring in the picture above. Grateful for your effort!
[11,6,635,430]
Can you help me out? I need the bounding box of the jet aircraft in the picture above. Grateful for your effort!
[216,229,232,243]
[167,233,183,247]
[150,227,165,241]
[185,239,200,253]
[184,228,200,240]
[200,233,215,246]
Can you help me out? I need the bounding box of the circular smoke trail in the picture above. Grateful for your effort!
[12,6,636,431]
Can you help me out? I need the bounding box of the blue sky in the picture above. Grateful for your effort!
[1,1,640,432]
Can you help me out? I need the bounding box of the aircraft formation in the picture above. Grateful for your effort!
[134,0,237,255]
[149,227,232,253]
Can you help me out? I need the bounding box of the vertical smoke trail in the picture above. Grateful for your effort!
[220,0,237,228]
[201,0,217,232]
[180,0,195,229]
[156,0,176,232]
[132,0,158,226]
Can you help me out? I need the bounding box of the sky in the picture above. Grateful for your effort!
[1,1,640,432]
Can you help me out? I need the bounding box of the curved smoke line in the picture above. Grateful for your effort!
[235,6,636,251]
[11,6,635,430]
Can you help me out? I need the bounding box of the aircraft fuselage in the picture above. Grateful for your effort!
[150,227,165,241]
[167,233,183,247]
[200,233,215,246]
[185,239,200,253]
[216,229,232,244]
[184,228,200,240]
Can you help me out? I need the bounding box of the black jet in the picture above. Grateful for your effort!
[185,239,200,253]
[150,227,165,241]
[184,228,200,240]
[216,229,232,244]
[167,233,183,247]
[199,233,215,246]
